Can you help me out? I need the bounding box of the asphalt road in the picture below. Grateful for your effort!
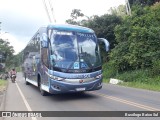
[2,72,160,120]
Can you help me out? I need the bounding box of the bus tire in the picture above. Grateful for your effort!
[39,81,48,96]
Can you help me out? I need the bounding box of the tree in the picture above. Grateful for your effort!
[65,19,78,25]
[129,0,160,7]
[110,3,160,72]
[66,9,86,25]
[109,5,127,17]
[0,38,14,71]
[0,39,14,61]
[70,9,84,19]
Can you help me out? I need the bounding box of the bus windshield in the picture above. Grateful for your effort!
[50,30,101,72]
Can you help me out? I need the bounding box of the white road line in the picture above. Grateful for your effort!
[15,82,37,120]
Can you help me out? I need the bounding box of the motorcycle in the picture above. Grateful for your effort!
[11,74,16,83]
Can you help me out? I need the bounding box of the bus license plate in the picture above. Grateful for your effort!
[76,88,85,91]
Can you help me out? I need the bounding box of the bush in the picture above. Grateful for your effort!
[102,61,118,79]
[111,4,160,73]
[150,60,160,76]
[115,69,149,82]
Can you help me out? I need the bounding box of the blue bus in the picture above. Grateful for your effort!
[22,24,109,96]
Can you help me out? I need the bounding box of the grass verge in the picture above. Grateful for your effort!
[0,79,8,92]
[103,64,160,91]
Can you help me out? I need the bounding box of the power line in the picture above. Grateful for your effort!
[42,0,56,23]
[48,0,56,23]
[42,0,52,23]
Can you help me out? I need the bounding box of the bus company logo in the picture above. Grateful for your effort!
[79,79,83,83]
[74,74,91,79]
[83,74,91,78]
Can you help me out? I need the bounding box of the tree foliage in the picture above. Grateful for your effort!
[0,39,14,60]
[70,9,84,19]
[129,0,160,6]
[110,3,160,72]
[109,5,127,17]
[66,9,85,25]
[0,38,14,71]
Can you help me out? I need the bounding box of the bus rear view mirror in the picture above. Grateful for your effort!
[98,38,110,52]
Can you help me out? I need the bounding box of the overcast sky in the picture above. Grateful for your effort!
[0,0,125,54]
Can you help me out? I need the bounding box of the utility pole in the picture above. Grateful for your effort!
[125,0,131,15]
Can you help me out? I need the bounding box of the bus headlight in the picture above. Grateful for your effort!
[46,71,65,81]
[49,75,65,81]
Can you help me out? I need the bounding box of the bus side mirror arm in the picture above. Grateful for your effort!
[98,38,110,52]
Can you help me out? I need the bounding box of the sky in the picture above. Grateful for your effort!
[0,0,125,54]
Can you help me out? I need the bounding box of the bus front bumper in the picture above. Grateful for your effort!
[49,78,102,94]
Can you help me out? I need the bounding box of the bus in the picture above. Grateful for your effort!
[22,24,109,96]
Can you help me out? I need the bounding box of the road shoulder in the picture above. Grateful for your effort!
[0,80,9,111]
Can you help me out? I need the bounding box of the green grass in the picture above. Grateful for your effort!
[103,78,110,83]
[0,79,8,91]
[102,64,160,91]
[119,81,160,91]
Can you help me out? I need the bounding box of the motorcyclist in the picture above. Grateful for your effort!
[10,68,17,81]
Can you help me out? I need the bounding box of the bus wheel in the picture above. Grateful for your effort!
[39,81,48,96]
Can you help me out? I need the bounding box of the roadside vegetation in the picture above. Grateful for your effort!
[103,64,160,91]
[0,79,7,92]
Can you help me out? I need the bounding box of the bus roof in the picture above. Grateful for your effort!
[47,24,94,33]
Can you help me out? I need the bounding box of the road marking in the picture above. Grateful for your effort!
[16,82,37,120]
[91,91,160,111]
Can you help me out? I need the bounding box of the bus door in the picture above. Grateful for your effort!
[41,40,50,87]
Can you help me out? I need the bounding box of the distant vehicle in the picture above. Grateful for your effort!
[22,24,109,96]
